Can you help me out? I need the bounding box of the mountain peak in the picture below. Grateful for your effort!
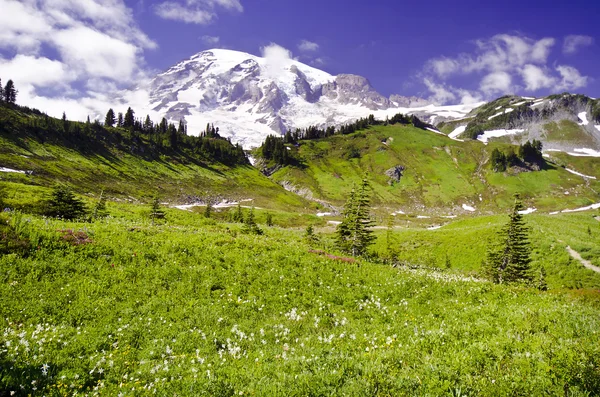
[137,48,430,148]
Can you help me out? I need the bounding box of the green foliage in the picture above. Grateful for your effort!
[304,224,319,245]
[91,190,108,220]
[204,201,213,218]
[1,211,599,396]
[241,207,263,235]
[265,212,273,227]
[230,204,244,223]
[0,212,30,255]
[104,108,116,127]
[3,79,17,104]
[336,178,375,256]
[261,135,292,165]
[485,195,533,285]
[150,196,165,225]
[537,267,548,291]
[490,148,507,172]
[44,185,87,220]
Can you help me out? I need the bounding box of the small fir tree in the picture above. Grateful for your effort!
[304,224,319,245]
[484,194,533,285]
[45,186,87,220]
[204,201,213,218]
[231,204,244,223]
[265,212,273,227]
[336,178,375,256]
[91,190,108,220]
[150,196,165,225]
[537,267,548,291]
[242,207,263,235]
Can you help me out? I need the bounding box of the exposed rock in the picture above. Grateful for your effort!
[385,165,405,185]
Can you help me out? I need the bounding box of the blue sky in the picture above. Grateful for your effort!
[0,0,599,119]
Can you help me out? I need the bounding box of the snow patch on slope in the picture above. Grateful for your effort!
[565,168,597,179]
[477,129,524,144]
[578,112,589,126]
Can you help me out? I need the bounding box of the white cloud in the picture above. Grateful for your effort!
[479,71,513,95]
[563,35,594,54]
[555,65,588,91]
[298,40,319,52]
[260,43,294,80]
[0,55,74,87]
[154,0,243,24]
[201,35,220,45]
[0,0,155,120]
[422,33,589,103]
[519,65,556,91]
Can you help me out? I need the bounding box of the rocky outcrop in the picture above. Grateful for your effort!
[385,165,405,185]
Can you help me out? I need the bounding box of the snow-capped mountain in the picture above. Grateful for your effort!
[138,49,478,148]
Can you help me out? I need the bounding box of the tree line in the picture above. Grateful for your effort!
[490,140,544,172]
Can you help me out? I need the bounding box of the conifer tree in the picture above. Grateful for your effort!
[123,107,135,128]
[45,186,87,220]
[0,78,3,102]
[117,113,124,128]
[91,190,108,220]
[242,207,263,235]
[265,213,273,227]
[105,109,116,127]
[150,196,165,225]
[178,120,186,135]
[336,178,375,256]
[231,203,244,223]
[484,194,533,284]
[204,201,213,218]
[3,79,16,104]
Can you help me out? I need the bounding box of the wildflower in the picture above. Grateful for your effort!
[41,363,49,375]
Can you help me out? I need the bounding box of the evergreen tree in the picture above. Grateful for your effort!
[178,120,186,135]
[537,267,548,291]
[304,224,319,245]
[3,79,17,104]
[490,148,507,172]
[150,196,165,225]
[117,112,124,127]
[143,115,153,133]
[204,201,213,218]
[336,178,375,256]
[242,207,263,235]
[484,194,533,285]
[123,107,135,128]
[91,190,108,220]
[265,212,273,227]
[231,204,244,223]
[45,186,87,220]
[105,109,116,127]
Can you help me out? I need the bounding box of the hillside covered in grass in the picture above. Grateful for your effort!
[0,103,308,211]
[264,123,600,214]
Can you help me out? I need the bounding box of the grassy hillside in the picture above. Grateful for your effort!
[1,208,599,396]
[269,124,600,214]
[0,104,308,211]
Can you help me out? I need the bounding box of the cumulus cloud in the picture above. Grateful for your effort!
[0,0,155,121]
[260,43,295,80]
[154,0,243,24]
[563,35,594,54]
[421,33,590,103]
[298,40,319,52]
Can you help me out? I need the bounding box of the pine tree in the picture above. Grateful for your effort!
[537,267,548,291]
[304,224,319,244]
[178,120,186,135]
[231,204,244,223]
[204,201,213,218]
[123,107,135,128]
[484,194,533,285]
[45,186,87,220]
[242,207,263,235]
[265,213,273,227]
[3,79,17,104]
[150,196,165,225]
[105,109,116,127]
[336,178,375,256]
[117,113,124,128]
[91,190,108,220]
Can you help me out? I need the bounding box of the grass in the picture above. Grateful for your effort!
[1,208,599,396]
[270,124,600,215]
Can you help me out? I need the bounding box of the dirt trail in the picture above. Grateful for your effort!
[566,246,600,275]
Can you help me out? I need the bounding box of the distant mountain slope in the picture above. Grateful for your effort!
[0,104,307,210]
[134,49,482,148]
[436,94,600,154]
[264,123,600,214]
